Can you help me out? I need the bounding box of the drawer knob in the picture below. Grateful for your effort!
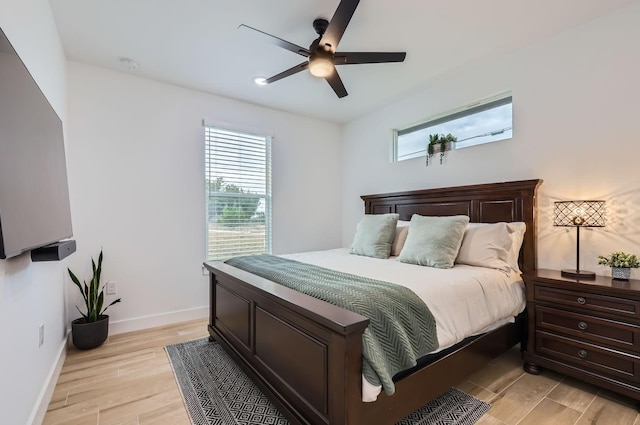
[577,297,587,305]
[578,349,588,359]
[578,321,588,330]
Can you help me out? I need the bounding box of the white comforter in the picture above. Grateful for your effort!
[282,248,526,402]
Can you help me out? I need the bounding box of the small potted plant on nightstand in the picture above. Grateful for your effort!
[68,250,121,349]
[597,251,640,280]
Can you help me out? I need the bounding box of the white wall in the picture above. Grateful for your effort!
[0,0,68,424]
[66,62,342,333]
[342,2,640,277]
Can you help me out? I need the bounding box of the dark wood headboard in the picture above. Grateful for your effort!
[361,179,542,273]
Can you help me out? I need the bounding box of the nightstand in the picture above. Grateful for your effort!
[523,269,640,401]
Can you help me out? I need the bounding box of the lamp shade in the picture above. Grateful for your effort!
[554,200,606,228]
[308,51,334,78]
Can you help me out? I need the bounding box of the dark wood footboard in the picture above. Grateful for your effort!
[206,261,369,425]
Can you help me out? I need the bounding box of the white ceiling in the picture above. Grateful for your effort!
[49,0,633,124]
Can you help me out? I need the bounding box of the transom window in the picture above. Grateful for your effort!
[393,93,513,162]
[204,125,272,260]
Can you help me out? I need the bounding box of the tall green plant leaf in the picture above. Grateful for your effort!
[68,250,121,323]
[96,291,104,319]
[102,298,122,315]
[96,251,103,287]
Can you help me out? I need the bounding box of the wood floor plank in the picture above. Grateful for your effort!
[574,393,640,425]
[467,347,524,394]
[62,348,157,373]
[43,319,640,425]
[457,381,500,404]
[518,398,582,425]
[138,400,192,425]
[116,351,172,378]
[47,388,69,411]
[43,411,99,425]
[55,366,120,391]
[475,414,508,425]
[98,391,185,425]
[44,400,101,425]
[546,376,599,413]
[482,372,560,424]
[65,369,177,405]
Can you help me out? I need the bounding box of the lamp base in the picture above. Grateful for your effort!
[561,269,596,279]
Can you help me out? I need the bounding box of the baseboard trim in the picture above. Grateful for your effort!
[29,331,68,425]
[108,306,208,335]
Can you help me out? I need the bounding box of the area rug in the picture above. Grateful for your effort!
[166,338,490,425]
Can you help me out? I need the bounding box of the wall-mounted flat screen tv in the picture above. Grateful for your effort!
[0,27,73,259]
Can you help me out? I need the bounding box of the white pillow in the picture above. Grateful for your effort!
[506,222,526,274]
[456,222,526,274]
[391,220,410,256]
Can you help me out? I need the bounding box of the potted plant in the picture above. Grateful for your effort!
[68,250,121,349]
[597,251,640,280]
[426,133,457,165]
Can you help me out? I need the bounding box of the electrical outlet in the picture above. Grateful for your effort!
[106,281,117,295]
[202,266,209,276]
[38,324,44,347]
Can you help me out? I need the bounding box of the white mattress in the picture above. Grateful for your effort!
[282,248,526,402]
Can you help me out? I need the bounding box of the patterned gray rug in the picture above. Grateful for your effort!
[166,338,490,425]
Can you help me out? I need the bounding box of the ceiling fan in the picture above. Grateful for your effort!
[239,0,406,98]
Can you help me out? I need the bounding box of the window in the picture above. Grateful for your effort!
[394,93,512,162]
[205,125,271,260]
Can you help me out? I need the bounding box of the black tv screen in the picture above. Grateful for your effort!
[0,27,73,259]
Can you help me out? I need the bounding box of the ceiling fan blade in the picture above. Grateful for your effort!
[334,52,406,65]
[321,0,360,52]
[264,62,309,84]
[325,70,348,98]
[239,24,310,57]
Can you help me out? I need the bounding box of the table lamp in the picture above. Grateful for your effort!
[554,200,606,279]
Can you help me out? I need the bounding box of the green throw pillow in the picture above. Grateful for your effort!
[350,213,399,259]
[398,215,470,268]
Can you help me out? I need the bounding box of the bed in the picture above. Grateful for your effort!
[204,179,541,425]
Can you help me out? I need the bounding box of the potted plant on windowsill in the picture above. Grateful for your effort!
[597,251,640,280]
[68,250,121,349]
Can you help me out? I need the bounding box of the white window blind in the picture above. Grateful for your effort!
[205,125,271,260]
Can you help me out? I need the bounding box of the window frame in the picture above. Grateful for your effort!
[393,92,513,162]
[204,124,272,261]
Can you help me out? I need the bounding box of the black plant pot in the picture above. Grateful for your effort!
[71,315,109,350]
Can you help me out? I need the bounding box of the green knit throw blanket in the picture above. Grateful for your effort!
[225,254,438,395]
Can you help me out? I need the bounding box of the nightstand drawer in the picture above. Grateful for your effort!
[536,306,640,353]
[535,285,640,319]
[536,331,640,383]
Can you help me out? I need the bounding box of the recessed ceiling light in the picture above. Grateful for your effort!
[254,77,267,86]
[119,58,138,70]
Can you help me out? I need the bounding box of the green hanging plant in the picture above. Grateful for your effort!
[426,133,457,166]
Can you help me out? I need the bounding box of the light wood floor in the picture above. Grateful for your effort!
[44,319,640,425]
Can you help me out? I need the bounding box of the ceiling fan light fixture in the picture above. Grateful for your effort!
[239,0,406,97]
[254,77,268,85]
[308,53,333,78]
